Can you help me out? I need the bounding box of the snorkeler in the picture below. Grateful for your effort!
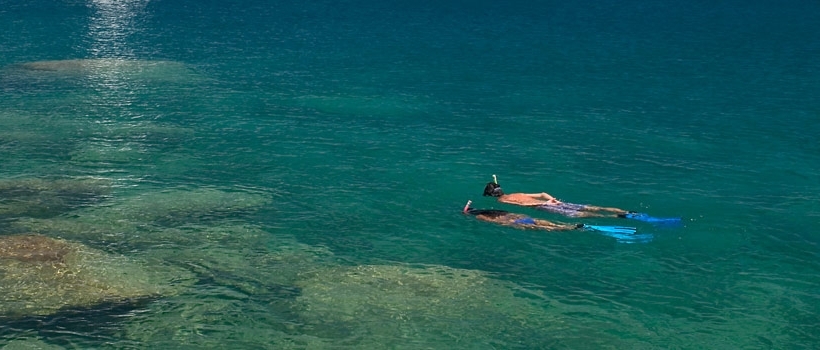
[462,200,581,231]
[462,200,638,235]
[482,178,627,218]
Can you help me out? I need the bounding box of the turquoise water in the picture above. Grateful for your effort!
[1,0,819,348]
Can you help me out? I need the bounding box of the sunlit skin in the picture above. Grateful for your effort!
[462,200,579,231]
[472,212,578,231]
[496,192,627,217]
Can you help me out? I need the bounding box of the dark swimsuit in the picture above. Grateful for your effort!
[536,202,587,217]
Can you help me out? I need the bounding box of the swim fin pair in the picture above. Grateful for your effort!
[581,224,636,235]
[580,224,653,243]
[620,212,682,225]
[596,231,654,243]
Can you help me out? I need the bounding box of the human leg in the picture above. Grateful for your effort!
[534,219,577,231]
[581,204,628,215]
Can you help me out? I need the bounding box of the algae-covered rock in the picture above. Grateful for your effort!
[10,59,201,83]
[292,264,653,349]
[0,177,112,219]
[149,224,333,296]
[1,59,206,94]
[1,337,64,350]
[118,287,331,349]
[115,227,335,348]
[15,59,137,72]
[112,187,271,225]
[0,234,194,317]
[14,187,271,242]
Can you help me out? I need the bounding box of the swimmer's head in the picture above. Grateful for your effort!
[483,182,504,197]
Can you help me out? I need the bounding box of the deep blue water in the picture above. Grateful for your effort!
[1,0,819,348]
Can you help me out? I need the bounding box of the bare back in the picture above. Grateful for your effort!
[497,193,559,206]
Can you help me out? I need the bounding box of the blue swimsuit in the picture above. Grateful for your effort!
[512,217,537,225]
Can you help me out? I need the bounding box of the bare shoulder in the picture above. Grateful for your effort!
[499,193,548,206]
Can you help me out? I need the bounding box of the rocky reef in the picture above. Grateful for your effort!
[0,234,193,317]
[0,177,112,219]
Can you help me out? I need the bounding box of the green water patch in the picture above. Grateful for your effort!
[0,106,198,178]
[627,276,820,348]
[289,94,432,119]
[0,109,83,164]
[67,123,195,171]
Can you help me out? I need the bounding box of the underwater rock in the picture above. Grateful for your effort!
[14,187,271,240]
[118,287,331,349]
[291,263,653,348]
[0,337,64,350]
[0,177,112,219]
[0,234,194,317]
[150,224,333,296]
[12,59,196,79]
[112,187,271,225]
[292,264,556,346]
[14,222,328,297]
[113,227,334,348]
[16,59,135,72]
[1,59,206,91]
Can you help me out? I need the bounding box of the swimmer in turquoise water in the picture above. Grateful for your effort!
[462,200,581,231]
[482,181,628,218]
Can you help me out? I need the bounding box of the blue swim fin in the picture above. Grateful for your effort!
[597,231,654,243]
[581,225,653,243]
[582,225,637,235]
[620,212,682,225]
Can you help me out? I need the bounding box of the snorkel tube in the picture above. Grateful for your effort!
[462,200,472,214]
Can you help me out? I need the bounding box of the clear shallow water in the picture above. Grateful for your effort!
[1,0,819,348]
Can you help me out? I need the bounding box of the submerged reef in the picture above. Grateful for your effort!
[0,177,112,219]
[0,58,207,96]
[147,224,333,295]
[115,228,335,348]
[14,187,272,243]
[68,123,196,165]
[0,234,193,317]
[290,263,648,348]
[6,59,202,82]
